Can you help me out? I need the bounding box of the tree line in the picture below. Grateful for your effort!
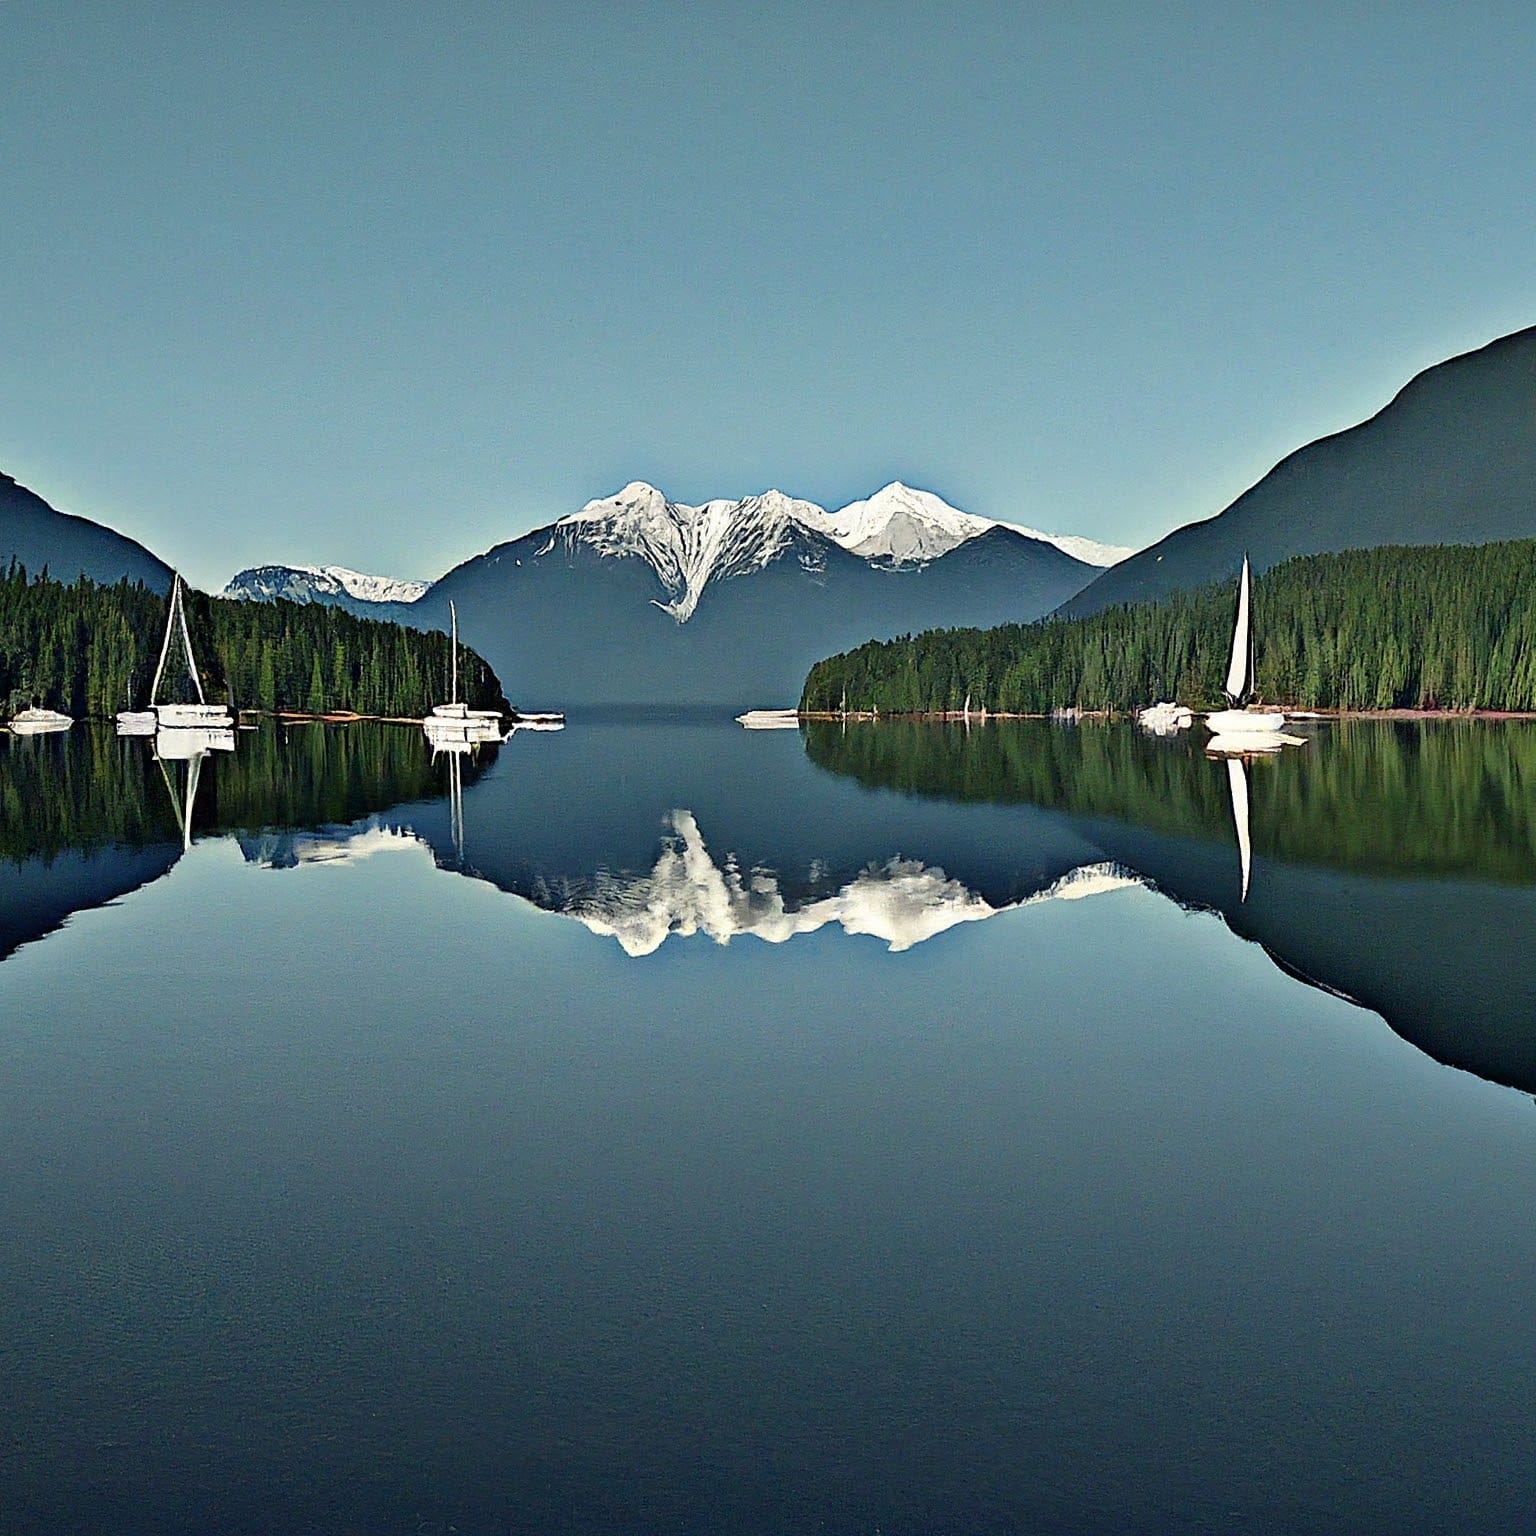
[803,715,1536,884]
[0,564,508,718]
[801,541,1536,715]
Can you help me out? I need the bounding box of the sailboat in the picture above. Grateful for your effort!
[424,600,501,746]
[118,573,234,734]
[1205,554,1294,750]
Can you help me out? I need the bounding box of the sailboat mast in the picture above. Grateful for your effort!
[149,573,180,707]
[176,579,206,704]
[450,600,459,706]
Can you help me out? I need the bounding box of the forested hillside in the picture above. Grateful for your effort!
[802,542,1536,715]
[0,565,507,718]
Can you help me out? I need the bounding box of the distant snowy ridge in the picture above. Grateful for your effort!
[554,480,1132,625]
[222,563,428,605]
[994,524,1134,570]
[795,482,1130,568]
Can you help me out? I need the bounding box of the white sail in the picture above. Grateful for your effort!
[1223,555,1254,706]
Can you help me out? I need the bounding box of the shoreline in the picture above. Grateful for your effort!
[796,706,1536,723]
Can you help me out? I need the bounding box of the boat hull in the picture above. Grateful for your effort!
[156,703,234,729]
[737,709,801,730]
[9,709,73,735]
[431,703,501,722]
[1205,708,1286,735]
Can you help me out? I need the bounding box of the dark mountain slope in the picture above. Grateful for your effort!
[0,472,172,591]
[1062,325,1536,617]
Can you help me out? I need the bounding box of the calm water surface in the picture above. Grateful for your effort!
[1,716,1533,1534]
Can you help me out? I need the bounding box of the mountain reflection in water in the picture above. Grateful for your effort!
[802,717,1536,1095]
[2,714,1533,1096]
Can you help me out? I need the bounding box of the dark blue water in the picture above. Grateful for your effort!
[1,718,1533,1533]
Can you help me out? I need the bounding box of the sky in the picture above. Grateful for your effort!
[1,2,1532,590]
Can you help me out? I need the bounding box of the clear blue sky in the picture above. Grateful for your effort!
[1,2,1532,589]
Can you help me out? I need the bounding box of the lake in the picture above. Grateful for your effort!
[2,715,1534,1534]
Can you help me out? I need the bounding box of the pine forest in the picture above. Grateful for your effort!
[0,565,508,719]
[801,542,1536,716]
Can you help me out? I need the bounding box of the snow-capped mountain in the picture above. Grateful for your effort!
[796,482,994,563]
[553,481,1131,614]
[221,479,1120,706]
[222,563,428,610]
[796,482,1133,568]
[422,480,1102,706]
[559,483,829,621]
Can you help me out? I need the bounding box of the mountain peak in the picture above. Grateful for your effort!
[558,485,816,622]
[802,483,991,563]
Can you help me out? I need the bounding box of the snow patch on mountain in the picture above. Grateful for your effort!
[993,524,1135,569]
[222,564,428,605]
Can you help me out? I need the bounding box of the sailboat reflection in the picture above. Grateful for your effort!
[153,729,233,852]
[1225,754,1252,902]
[429,737,480,867]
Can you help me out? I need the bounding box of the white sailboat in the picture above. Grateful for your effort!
[119,573,233,733]
[1205,554,1292,749]
[424,600,501,746]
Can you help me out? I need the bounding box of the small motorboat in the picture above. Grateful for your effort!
[8,707,73,735]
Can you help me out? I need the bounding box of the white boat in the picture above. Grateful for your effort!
[8,707,73,734]
[120,573,233,733]
[426,714,501,747]
[736,709,801,730]
[1137,701,1192,734]
[1206,554,1286,738]
[426,601,501,737]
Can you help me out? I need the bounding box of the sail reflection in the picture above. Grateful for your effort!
[1226,755,1251,902]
